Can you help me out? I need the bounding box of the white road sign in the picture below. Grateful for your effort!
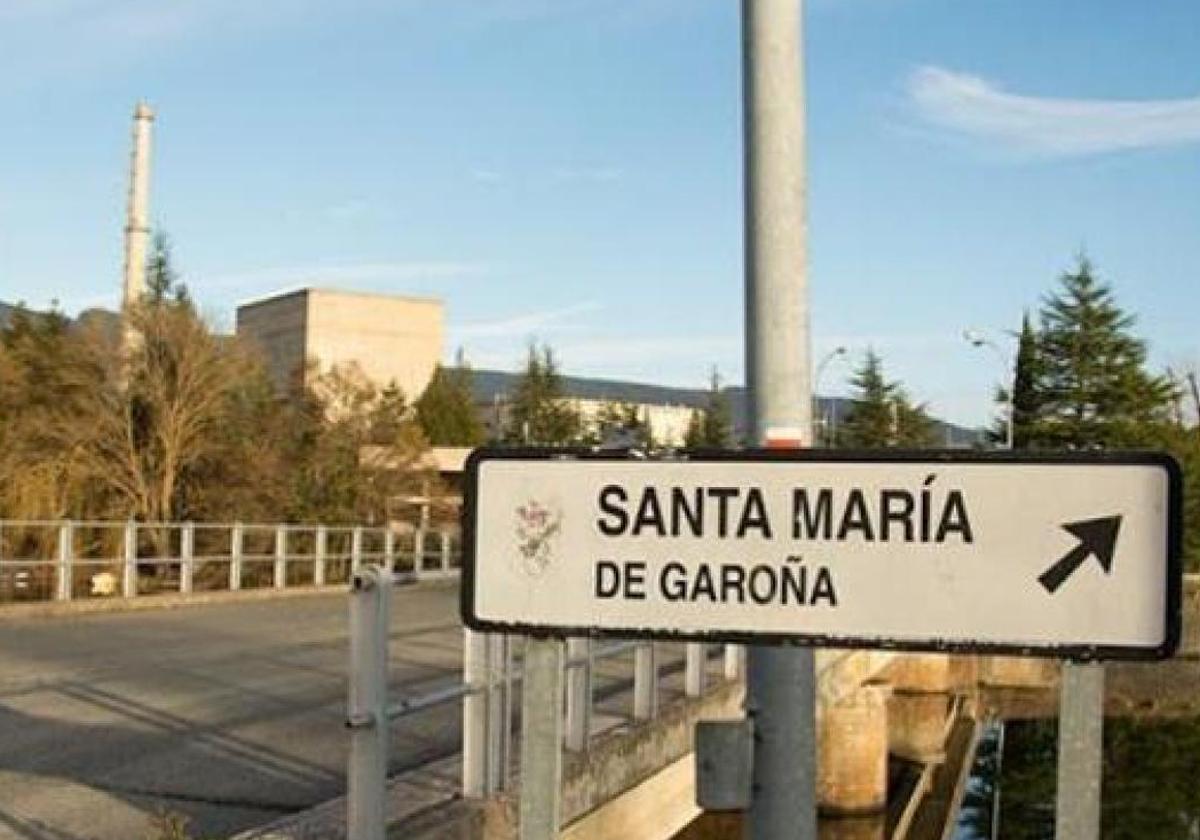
[462,449,1182,660]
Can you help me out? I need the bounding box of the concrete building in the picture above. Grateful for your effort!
[236,288,444,401]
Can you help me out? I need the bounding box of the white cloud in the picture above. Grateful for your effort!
[452,301,602,339]
[907,65,1200,157]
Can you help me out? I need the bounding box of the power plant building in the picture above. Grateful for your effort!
[236,288,444,401]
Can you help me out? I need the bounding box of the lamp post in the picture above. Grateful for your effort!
[813,345,847,447]
[963,329,1014,450]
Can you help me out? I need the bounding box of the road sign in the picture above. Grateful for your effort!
[461,448,1182,660]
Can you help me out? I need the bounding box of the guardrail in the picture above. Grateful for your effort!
[346,565,741,840]
[0,519,460,603]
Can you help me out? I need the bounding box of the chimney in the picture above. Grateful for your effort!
[121,102,154,345]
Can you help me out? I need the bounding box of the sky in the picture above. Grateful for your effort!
[1,0,1197,427]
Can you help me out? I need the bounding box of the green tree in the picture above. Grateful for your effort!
[991,312,1048,449]
[684,369,734,449]
[416,363,485,446]
[839,349,936,448]
[1028,255,1175,448]
[145,231,190,307]
[503,344,582,445]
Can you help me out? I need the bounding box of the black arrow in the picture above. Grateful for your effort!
[1038,515,1123,594]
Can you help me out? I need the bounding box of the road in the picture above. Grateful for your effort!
[0,584,465,840]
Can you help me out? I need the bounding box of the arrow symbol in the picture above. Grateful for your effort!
[1038,515,1123,594]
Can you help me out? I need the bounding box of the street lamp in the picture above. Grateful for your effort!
[962,329,1014,450]
[813,346,848,447]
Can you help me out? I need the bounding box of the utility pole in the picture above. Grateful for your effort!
[741,1,817,838]
[121,101,154,355]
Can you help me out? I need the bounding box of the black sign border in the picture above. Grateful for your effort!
[460,447,1183,662]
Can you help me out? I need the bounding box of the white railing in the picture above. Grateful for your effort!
[0,519,460,604]
[345,565,741,840]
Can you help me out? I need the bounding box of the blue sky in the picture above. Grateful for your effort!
[1,0,1197,426]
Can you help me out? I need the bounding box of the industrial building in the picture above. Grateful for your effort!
[235,287,444,401]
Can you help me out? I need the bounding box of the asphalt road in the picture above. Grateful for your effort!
[0,583,466,840]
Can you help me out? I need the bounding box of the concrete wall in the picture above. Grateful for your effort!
[236,290,309,392]
[236,288,444,402]
[305,288,443,402]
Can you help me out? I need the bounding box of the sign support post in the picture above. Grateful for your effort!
[742,0,817,838]
[1056,661,1105,840]
[519,637,564,840]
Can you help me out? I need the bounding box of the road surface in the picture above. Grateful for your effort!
[0,584,464,840]
[0,582,699,840]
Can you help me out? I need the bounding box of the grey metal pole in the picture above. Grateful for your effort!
[347,565,391,840]
[123,521,138,598]
[633,642,658,720]
[520,637,564,840]
[1055,662,1104,840]
[462,629,488,797]
[564,637,592,751]
[685,642,706,698]
[180,522,194,595]
[742,2,818,838]
[274,524,287,589]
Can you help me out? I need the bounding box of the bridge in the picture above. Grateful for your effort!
[1,519,1189,840]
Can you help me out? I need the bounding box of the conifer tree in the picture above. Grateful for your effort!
[1029,255,1175,448]
[416,362,485,446]
[503,344,582,445]
[839,350,936,448]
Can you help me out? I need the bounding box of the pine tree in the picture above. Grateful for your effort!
[1030,255,1175,448]
[684,369,734,448]
[503,344,582,445]
[145,231,191,307]
[839,350,936,448]
[416,364,485,446]
[990,312,1046,448]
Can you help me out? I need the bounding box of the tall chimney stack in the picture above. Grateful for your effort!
[122,102,154,336]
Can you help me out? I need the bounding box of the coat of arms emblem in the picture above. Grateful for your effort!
[514,499,562,577]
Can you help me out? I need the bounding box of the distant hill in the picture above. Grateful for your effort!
[467,368,982,448]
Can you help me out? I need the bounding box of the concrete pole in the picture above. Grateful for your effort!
[741,2,818,839]
[122,102,154,351]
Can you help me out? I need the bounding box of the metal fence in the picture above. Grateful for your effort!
[0,519,460,604]
[345,565,741,840]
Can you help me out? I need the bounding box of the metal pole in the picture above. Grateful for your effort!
[230,522,243,591]
[1055,662,1104,840]
[274,524,287,589]
[57,521,73,601]
[123,521,138,598]
[520,637,564,840]
[487,633,505,790]
[314,525,327,587]
[352,527,364,576]
[347,565,391,840]
[180,522,194,595]
[462,629,488,797]
[500,634,514,790]
[412,526,424,575]
[633,642,658,720]
[685,642,706,698]
[742,2,818,837]
[564,637,592,751]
